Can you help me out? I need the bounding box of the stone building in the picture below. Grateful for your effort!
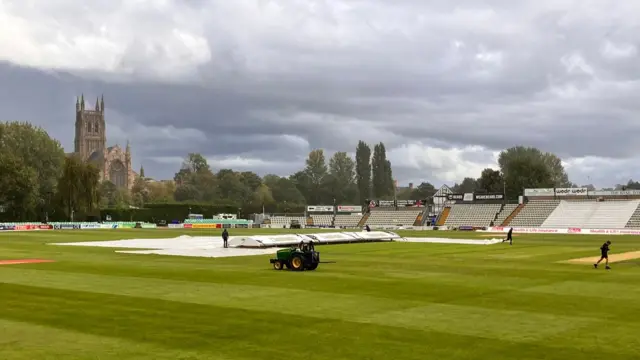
[71,95,136,189]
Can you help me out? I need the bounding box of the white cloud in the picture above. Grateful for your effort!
[388,143,499,185]
[0,0,210,80]
[601,41,637,60]
[4,0,640,186]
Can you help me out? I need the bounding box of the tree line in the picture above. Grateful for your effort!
[2,120,625,221]
[138,141,398,212]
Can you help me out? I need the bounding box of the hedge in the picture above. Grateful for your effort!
[100,203,306,222]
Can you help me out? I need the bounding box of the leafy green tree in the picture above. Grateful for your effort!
[293,149,329,204]
[477,168,504,193]
[239,171,262,192]
[372,142,394,198]
[252,183,275,211]
[216,169,250,203]
[55,155,100,219]
[0,121,65,217]
[327,151,357,204]
[355,140,372,203]
[623,180,640,190]
[173,153,217,202]
[264,174,306,205]
[99,181,118,207]
[411,182,437,199]
[452,177,477,193]
[498,146,556,199]
[542,153,571,187]
[0,152,39,220]
[147,181,176,203]
[131,176,150,207]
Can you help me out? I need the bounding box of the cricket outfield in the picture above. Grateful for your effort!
[1,228,639,359]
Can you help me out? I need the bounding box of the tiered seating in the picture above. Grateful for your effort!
[334,214,363,228]
[494,204,519,225]
[443,204,502,227]
[509,200,560,227]
[542,200,640,229]
[625,204,640,228]
[268,216,306,227]
[310,214,333,226]
[364,209,422,226]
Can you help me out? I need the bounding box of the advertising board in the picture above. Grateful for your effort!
[474,193,504,200]
[554,188,588,196]
[337,205,362,212]
[53,224,80,230]
[191,223,221,229]
[306,205,334,212]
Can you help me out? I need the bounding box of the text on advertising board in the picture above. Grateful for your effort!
[474,193,504,200]
[377,200,396,207]
[447,193,464,200]
[337,205,362,212]
[554,188,587,196]
[306,205,334,212]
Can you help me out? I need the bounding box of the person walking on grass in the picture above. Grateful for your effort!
[594,240,611,269]
[222,228,229,248]
[502,227,513,245]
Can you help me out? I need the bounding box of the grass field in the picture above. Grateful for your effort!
[1,228,640,359]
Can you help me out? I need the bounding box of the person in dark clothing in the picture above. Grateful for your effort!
[502,227,513,245]
[222,229,229,248]
[364,224,371,232]
[594,240,611,269]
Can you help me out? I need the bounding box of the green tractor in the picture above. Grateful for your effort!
[270,241,319,271]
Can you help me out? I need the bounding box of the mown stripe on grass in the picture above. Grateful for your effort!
[0,265,530,304]
[357,303,594,341]
[0,319,226,360]
[523,281,640,300]
[0,268,426,318]
[448,287,640,322]
[0,283,628,360]
[0,269,602,344]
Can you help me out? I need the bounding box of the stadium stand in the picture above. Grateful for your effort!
[541,199,640,229]
[625,204,640,228]
[443,203,502,227]
[364,208,422,227]
[269,216,306,227]
[310,214,333,226]
[333,214,363,228]
[494,203,519,225]
[508,200,560,227]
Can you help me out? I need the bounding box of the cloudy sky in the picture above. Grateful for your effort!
[1,0,639,188]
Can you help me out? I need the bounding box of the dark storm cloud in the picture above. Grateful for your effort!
[3,1,640,186]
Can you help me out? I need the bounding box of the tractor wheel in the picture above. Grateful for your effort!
[306,263,318,271]
[273,260,283,270]
[290,255,304,271]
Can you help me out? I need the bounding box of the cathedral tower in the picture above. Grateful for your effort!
[72,94,135,189]
[74,94,106,161]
